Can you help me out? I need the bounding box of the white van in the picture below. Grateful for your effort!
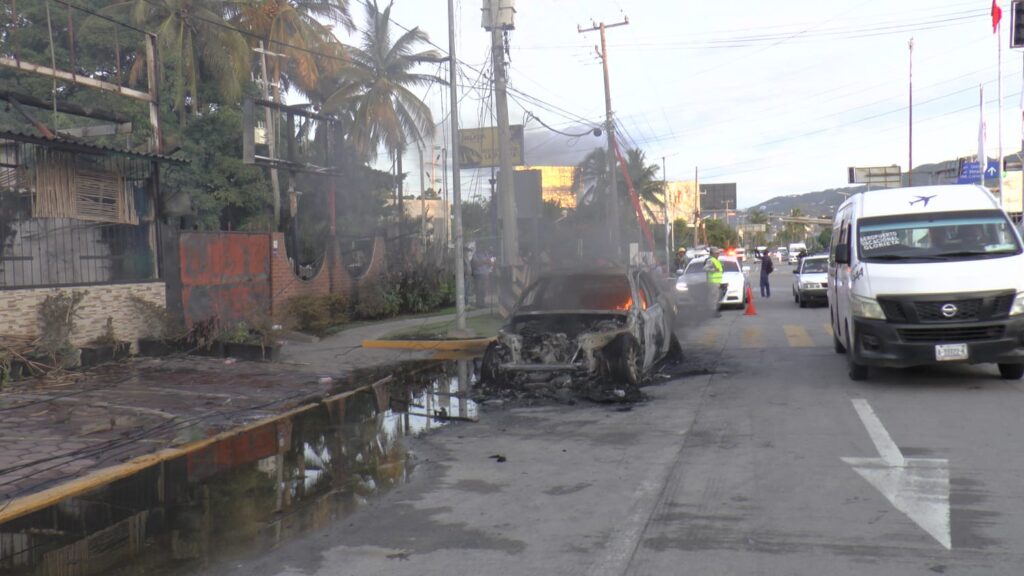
[828,184,1024,381]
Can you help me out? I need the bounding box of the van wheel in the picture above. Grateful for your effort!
[833,330,846,354]
[998,363,1024,380]
[846,332,868,381]
[793,291,799,304]
[798,295,807,308]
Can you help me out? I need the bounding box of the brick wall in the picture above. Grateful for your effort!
[0,283,166,348]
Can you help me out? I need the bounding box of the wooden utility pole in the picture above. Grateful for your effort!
[256,41,284,229]
[579,17,628,261]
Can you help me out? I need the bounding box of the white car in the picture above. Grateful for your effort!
[682,256,750,308]
[792,255,829,307]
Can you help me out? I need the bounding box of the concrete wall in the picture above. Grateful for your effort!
[0,282,166,346]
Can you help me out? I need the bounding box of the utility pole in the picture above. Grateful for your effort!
[485,1,519,266]
[579,17,629,262]
[448,0,467,331]
[908,37,914,187]
[693,166,700,249]
[256,41,283,229]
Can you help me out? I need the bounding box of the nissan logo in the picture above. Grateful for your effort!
[941,303,959,318]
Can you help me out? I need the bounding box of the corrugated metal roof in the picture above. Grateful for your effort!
[0,129,187,163]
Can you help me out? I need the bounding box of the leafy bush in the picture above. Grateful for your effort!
[386,264,454,314]
[37,290,86,369]
[286,293,349,336]
[129,295,186,341]
[353,281,402,320]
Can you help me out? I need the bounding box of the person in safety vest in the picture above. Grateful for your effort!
[704,247,725,317]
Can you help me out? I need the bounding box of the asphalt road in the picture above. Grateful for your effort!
[204,277,1024,576]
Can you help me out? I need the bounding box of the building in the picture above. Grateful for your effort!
[514,165,581,209]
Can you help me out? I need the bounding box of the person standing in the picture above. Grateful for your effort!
[759,250,774,297]
[704,247,725,317]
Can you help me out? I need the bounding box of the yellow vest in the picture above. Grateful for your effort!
[708,257,723,283]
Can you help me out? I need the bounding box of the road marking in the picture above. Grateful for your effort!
[841,399,951,550]
[740,327,763,348]
[824,323,834,337]
[783,325,814,347]
[699,327,719,347]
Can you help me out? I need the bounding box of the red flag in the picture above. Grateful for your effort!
[993,0,1003,33]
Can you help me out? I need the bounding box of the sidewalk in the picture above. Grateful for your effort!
[279,308,493,374]
[0,309,493,525]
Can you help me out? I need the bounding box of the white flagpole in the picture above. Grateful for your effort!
[981,84,987,186]
[999,12,1004,205]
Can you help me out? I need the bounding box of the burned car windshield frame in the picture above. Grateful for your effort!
[857,209,1022,263]
[517,274,634,312]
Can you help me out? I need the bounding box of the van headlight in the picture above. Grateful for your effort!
[1011,293,1024,316]
[851,295,886,320]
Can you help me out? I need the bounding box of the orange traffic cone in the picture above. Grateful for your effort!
[744,285,758,316]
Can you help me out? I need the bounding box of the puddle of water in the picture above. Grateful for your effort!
[0,361,477,576]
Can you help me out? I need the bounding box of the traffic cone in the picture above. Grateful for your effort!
[744,285,758,316]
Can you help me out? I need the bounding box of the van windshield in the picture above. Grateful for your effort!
[857,210,1021,262]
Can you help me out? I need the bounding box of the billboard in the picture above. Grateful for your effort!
[515,165,580,209]
[699,183,737,212]
[999,171,1023,213]
[459,125,525,169]
[849,165,902,188]
[661,180,698,223]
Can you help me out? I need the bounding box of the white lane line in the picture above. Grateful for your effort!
[842,399,951,550]
[850,398,905,467]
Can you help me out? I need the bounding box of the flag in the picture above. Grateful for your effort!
[993,0,1003,33]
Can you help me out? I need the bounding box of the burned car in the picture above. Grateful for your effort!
[481,268,680,389]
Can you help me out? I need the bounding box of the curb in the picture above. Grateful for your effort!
[0,376,394,526]
[361,338,494,351]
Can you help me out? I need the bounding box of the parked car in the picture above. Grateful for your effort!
[482,268,680,388]
[792,255,829,307]
[684,256,751,308]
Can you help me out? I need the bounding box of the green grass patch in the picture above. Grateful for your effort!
[381,313,505,341]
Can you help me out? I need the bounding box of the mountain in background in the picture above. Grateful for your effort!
[747,157,969,217]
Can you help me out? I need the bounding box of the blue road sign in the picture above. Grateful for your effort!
[958,160,1000,184]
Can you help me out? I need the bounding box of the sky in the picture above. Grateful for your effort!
[330,0,1023,208]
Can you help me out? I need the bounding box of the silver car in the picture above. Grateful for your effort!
[792,255,829,307]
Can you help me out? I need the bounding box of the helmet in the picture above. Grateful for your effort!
[709,247,721,256]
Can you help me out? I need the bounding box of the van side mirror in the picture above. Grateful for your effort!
[834,242,850,264]
[793,269,799,274]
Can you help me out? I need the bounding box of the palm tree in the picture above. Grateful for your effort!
[620,148,665,225]
[100,0,250,123]
[323,1,441,162]
[576,147,664,225]
[231,0,353,99]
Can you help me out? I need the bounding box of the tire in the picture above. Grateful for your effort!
[481,342,509,386]
[998,363,1024,380]
[833,330,846,354]
[798,294,807,308]
[793,291,799,304]
[846,331,868,381]
[611,335,642,387]
[667,333,684,363]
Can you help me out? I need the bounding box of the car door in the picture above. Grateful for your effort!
[831,208,854,342]
[635,273,665,369]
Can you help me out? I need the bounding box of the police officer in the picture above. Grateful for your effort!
[705,247,725,317]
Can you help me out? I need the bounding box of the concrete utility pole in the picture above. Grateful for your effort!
[448,0,467,331]
[693,166,700,249]
[486,3,519,266]
[662,156,670,270]
[579,17,628,261]
[256,41,284,229]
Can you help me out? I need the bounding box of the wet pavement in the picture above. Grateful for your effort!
[0,361,475,575]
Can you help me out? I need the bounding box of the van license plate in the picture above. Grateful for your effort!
[935,343,968,361]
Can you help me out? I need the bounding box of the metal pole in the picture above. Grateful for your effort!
[908,37,914,187]
[999,19,1005,206]
[448,0,466,331]
[258,41,282,229]
[662,156,669,270]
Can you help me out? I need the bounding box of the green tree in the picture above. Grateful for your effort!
[101,0,250,122]
[324,1,441,161]
[162,108,272,230]
[704,218,738,248]
[231,0,353,100]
